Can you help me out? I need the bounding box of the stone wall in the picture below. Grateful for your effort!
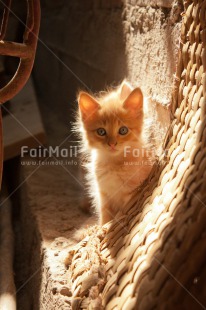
[125,0,183,104]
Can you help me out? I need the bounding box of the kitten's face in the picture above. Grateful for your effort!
[78,83,143,156]
[82,112,143,155]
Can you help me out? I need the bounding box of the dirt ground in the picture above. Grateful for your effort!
[14,100,97,309]
[17,156,97,310]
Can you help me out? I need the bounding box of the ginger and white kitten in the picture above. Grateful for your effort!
[76,81,165,225]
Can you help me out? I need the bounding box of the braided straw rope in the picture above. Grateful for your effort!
[69,0,206,308]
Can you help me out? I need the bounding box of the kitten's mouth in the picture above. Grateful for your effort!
[109,146,118,153]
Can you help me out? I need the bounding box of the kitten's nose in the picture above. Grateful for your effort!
[108,142,117,148]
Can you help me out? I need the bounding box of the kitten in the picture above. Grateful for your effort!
[75,81,164,225]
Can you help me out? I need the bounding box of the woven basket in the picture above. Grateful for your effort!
[68,1,206,309]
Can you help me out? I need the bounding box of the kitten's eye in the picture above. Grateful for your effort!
[97,128,106,136]
[119,126,128,135]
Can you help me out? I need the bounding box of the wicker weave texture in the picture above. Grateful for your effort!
[69,1,206,309]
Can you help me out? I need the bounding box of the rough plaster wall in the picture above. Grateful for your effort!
[124,0,183,104]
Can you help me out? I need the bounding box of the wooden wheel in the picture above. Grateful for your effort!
[0,0,41,187]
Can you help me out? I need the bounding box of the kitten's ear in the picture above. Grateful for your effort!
[78,92,100,120]
[123,87,143,115]
[120,81,133,101]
